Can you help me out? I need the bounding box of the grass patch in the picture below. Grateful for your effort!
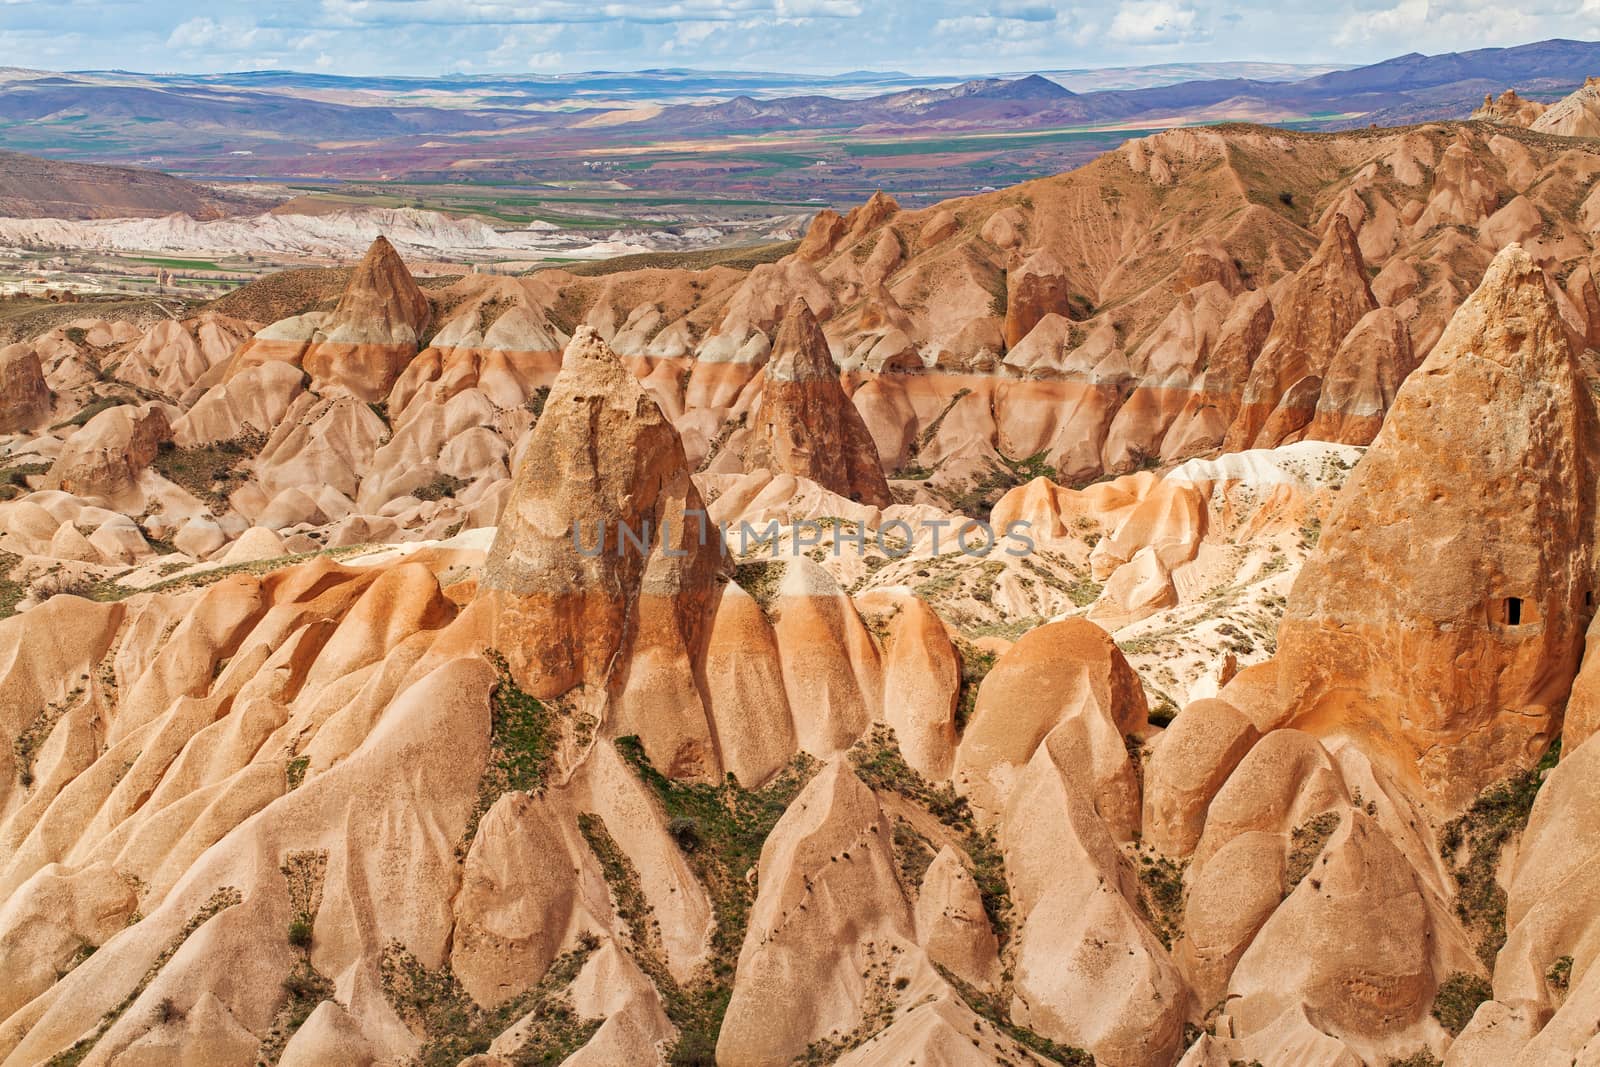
[52,395,131,431]
[950,637,997,733]
[150,430,265,512]
[1548,954,1573,993]
[13,684,85,787]
[0,460,49,501]
[848,725,1011,943]
[1285,811,1342,893]
[1430,971,1491,1037]
[1136,850,1186,949]
[459,651,562,853]
[794,949,904,1064]
[131,543,372,598]
[127,256,225,271]
[258,851,332,1065]
[413,473,468,502]
[732,560,785,615]
[1387,1052,1443,1067]
[1441,744,1558,967]
[613,735,816,1064]
[935,965,1093,1065]
[890,817,937,890]
[942,451,1058,521]
[381,935,602,1067]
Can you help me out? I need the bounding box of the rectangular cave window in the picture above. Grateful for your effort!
[1506,597,1523,626]
[1587,591,1594,608]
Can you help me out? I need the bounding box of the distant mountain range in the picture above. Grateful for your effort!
[0,39,1597,212]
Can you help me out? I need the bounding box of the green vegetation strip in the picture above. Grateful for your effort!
[1441,742,1560,967]
[381,937,602,1067]
[612,735,816,1065]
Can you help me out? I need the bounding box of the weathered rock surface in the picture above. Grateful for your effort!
[1472,88,1549,127]
[47,402,172,501]
[1532,76,1600,138]
[1277,244,1600,811]
[0,346,50,433]
[742,299,892,507]
[1226,216,1377,451]
[479,326,723,776]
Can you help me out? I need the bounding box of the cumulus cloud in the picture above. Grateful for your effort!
[1106,0,1203,44]
[1334,0,1429,45]
[167,16,267,51]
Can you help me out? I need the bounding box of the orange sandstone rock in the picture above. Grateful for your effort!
[742,299,892,507]
[1277,244,1600,811]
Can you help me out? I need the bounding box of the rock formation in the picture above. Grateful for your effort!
[1532,76,1600,138]
[47,402,172,501]
[1226,216,1377,450]
[228,235,430,401]
[1472,88,1549,127]
[479,326,723,774]
[6,120,1600,1067]
[741,299,892,507]
[1277,244,1600,810]
[0,345,50,433]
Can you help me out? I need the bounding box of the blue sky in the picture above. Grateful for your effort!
[0,0,1593,77]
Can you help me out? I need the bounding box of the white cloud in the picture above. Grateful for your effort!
[1106,0,1202,45]
[1334,0,1428,45]
[774,0,862,16]
[1334,0,1547,51]
[166,16,267,51]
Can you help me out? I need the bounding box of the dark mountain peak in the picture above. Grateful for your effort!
[960,74,1073,100]
[980,73,1074,99]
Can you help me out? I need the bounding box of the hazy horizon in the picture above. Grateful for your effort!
[6,0,1598,79]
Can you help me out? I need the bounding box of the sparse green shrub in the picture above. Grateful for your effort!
[380,936,600,1067]
[613,736,816,1063]
[1285,811,1342,892]
[1441,744,1559,965]
[667,816,701,851]
[951,638,996,732]
[1431,972,1491,1036]
[1137,851,1187,948]
[413,473,467,502]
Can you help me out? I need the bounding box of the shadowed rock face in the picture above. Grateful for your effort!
[1225,216,1377,451]
[480,326,722,709]
[47,402,171,502]
[742,299,892,508]
[0,346,50,433]
[1303,305,1417,445]
[1277,244,1600,812]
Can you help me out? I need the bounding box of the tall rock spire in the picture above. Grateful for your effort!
[479,326,724,775]
[742,298,892,507]
[1276,243,1600,810]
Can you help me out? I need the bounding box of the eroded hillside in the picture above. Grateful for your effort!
[3,120,1600,1066]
